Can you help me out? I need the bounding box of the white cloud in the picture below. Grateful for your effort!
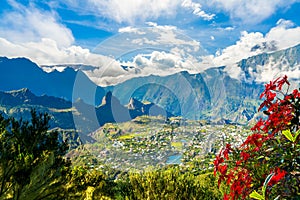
[103,24,204,63]
[0,35,130,86]
[80,50,202,86]
[1,0,299,87]
[0,1,119,71]
[217,26,235,31]
[181,0,215,20]
[64,0,181,24]
[199,19,300,82]
[127,20,300,84]
[0,37,117,67]
[223,64,245,80]
[0,5,206,86]
[211,31,266,66]
[145,23,201,51]
[0,1,73,47]
[266,19,300,50]
[118,27,146,35]
[63,0,216,24]
[210,19,300,67]
[0,1,120,71]
[208,0,300,24]
[81,49,206,86]
[248,60,300,83]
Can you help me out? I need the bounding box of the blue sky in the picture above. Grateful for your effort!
[1,0,300,85]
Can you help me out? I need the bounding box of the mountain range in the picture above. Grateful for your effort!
[0,57,105,105]
[0,88,169,135]
[0,43,300,133]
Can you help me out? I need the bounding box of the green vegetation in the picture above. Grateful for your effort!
[0,110,70,199]
[0,111,239,199]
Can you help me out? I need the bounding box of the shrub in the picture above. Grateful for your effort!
[214,76,300,199]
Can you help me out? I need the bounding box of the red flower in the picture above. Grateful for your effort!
[266,91,276,101]
[276,75,289,90]
[236,160,242,166]
[260,81,276,99]
[215,76,297,200]
[223,194,230,200]
[241,133,263,148]
[223,144,232,160]
[219,165,227,175]
[214,154,224,175]
[292,89,300,98]
[226,171,234,185]
[268,168,286,186]
[240,152,250,161]
[251,119,264,131]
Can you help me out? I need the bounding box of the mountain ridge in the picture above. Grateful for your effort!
[0,88,170,135]
[1,44,300,125]
[0,57,106,105]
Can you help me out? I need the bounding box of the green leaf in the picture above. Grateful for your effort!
[274,195,280,200]
[263,173,274,188]
[282,129,294,142]
[262,173,274,196]
[257,155,265,160]
[294,130,300,141]
[249,190,264,200]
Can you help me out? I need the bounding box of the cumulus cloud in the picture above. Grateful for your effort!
[99,24,204,62]
[0,1,112,67]
[266,19,300,50]
[0,1,123,82]
[0,35,130,86]
[199,19,300,82]
[144,22,201,50]
[181,0,215,20]
[133,51,189,71]
[81,47,208,86]
[118,27,146,35]
[210,19,300,67]
[62,0,216,24]
[0,4,206,87]
[1,0,300,87]
[207,0,300,24]
[81,50,202,86]
[0,37,118,67]
[0,1,73,47]
[63,0,181,24]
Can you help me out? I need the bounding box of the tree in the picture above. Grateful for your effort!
[0,110,70,199]
[214,76,300,200]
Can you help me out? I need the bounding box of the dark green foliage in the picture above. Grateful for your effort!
[61,163,224,199]
[0,110,70,199]
[106,167,223,200]
[0,110,225,199]
[65,166,109,199]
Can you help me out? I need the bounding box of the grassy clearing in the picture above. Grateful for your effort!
[171,141,183,150]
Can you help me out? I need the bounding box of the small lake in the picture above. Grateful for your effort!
[166,154,182,164]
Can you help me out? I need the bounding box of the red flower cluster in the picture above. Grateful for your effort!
[241,133,264,150]
[268,168,286,186]
[214,75,299,200]
[254,75,295,134]
[214,144,252,200]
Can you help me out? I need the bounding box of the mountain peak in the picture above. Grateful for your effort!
[8,88,35,99]
[100,91,113,106]
[127,97,143,110]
